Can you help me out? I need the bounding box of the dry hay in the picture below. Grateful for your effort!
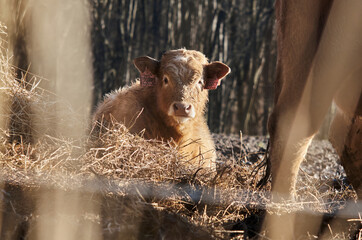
[0,22,360,239]
[0,21,259,238]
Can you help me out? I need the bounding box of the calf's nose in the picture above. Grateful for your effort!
[173,102,193,117]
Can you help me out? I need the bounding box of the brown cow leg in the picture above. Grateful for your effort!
[268,105,317,199]
[265,0,362,238]
[330,66,362,199]
[266,112,318,238]
[330,112,362,198]
[268,0,333,200]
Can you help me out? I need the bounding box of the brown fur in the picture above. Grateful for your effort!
[269,0,362,199]
[264,1,362,238]
[93,49,230,169]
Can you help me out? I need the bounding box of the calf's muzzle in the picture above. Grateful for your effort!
[172,102,194,118]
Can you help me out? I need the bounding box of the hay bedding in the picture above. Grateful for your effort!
[0,24,360,239]
[0,29,260,237]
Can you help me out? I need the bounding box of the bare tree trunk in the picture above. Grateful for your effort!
[90,0,278,135]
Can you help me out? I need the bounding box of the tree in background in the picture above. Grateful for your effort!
[0,0,335,137]
[90,0,276,135]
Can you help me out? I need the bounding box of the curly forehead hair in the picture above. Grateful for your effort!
[160,49,209,75]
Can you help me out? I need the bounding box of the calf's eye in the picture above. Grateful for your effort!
[163,77,169,84]
[198,80,203,85]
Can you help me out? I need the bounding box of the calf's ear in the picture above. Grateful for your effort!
[133,56,160,87]
[204,62,231,90]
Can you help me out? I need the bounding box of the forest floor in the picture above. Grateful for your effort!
[1,130,360,239]
[213,134,361,239]
[213,133,348,191]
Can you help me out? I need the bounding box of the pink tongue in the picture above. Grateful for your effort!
[140,69,156,86]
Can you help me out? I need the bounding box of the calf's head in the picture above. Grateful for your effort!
[134,49,230,126]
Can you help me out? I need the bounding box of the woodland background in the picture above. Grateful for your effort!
[90,0,276,135]
[3,0,335,136]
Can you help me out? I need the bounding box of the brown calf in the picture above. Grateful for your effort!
[93,49,230,169]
